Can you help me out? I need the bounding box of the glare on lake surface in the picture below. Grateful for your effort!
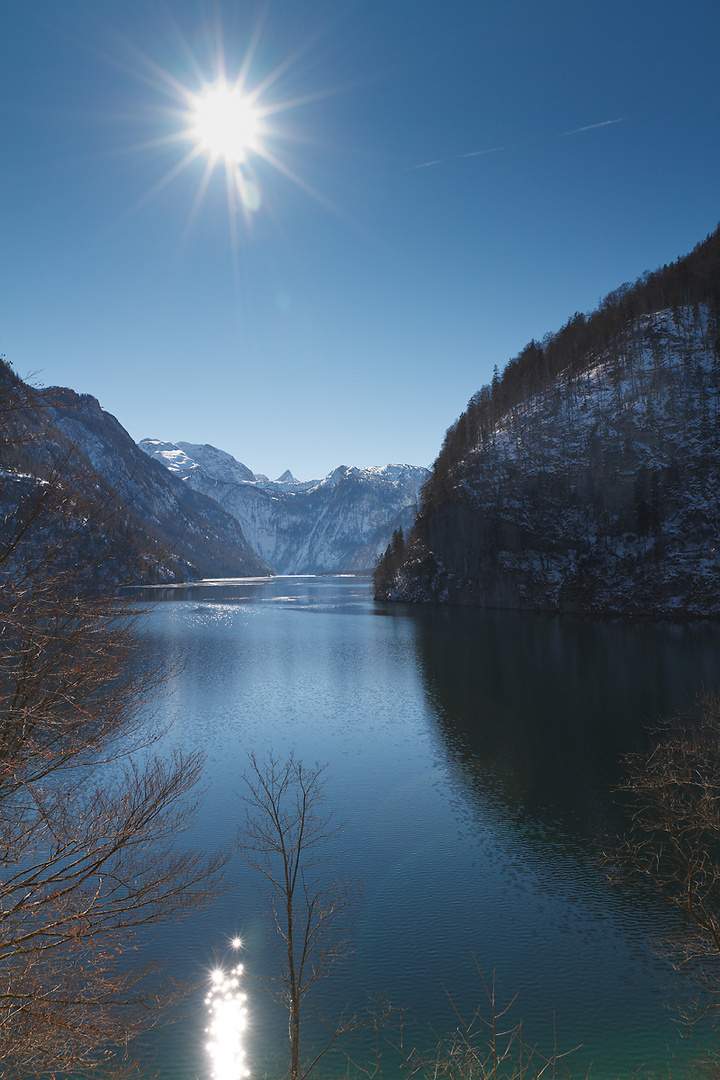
[205,954,249,1080]
[132,576,720,1080]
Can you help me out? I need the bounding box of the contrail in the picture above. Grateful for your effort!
[557,117,626,138]
[406,158,444,171]
[460,145,508,159]
[404,146,507,171]
[407,117,626,171]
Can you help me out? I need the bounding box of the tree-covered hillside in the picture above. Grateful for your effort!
[376,225,720,618]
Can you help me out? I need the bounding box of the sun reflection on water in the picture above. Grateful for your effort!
[205,945,249,1080]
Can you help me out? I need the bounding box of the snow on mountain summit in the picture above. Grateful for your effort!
[176,442,256,485]
[140,440,200,478]
[139,438,428,574]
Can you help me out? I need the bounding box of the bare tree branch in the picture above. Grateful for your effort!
[375,961,579,1080]
[0,366,227,1077]
[239,752,365,1080]
[608,689,720,1026]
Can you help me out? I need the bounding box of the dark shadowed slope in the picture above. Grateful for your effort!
[0,362,271,582]
[376,225,720,618]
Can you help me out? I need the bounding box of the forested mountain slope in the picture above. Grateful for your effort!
[376,226,720,618]
[140,439,427,574]
[0,363,271,582]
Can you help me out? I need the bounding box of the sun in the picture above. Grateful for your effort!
[124,20,345,240]
[190,81,263,164]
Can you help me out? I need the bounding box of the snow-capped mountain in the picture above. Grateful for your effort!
[376,225,720,618]
[8,382,272,582]
[176,442,257,485]
[139,438,428,574]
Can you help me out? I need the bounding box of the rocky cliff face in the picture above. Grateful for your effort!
[139,439,427,574]
[0,369,271,582]
[377,227,720,618]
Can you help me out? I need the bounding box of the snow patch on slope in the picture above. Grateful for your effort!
[138,439,428,574]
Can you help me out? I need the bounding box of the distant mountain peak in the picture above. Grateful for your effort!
[176,442,256,484]
[143,437,428,574]
[0,392,271,584]
[139,440,199,475]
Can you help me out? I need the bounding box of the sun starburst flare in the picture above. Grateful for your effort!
[190,82,262,164]
[114,16,353,260]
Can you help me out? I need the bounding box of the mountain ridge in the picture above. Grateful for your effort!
[375,225,720,619]
[139,438,428,574]
[0,368,272,583]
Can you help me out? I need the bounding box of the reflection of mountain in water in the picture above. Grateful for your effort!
[409,605,720,843]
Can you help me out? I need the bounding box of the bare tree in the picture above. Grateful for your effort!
[239,752,365,1080]
[0,368,226,1077]
[239,751,572,1080]
[610,690,720,1020]
[386,962,577,1080]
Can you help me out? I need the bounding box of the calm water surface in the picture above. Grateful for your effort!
[133,576,720,1079]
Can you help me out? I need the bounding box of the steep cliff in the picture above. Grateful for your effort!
[377,226,720,618]
[140,440,427,574]
[0,365,271,582]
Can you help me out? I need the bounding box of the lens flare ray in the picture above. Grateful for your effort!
[99,14,366,267]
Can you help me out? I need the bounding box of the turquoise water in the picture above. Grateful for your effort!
[132,576,720,1079]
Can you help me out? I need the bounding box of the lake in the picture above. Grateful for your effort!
[133,575,720,1079]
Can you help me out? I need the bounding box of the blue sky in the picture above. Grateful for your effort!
[2,1,719,480]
